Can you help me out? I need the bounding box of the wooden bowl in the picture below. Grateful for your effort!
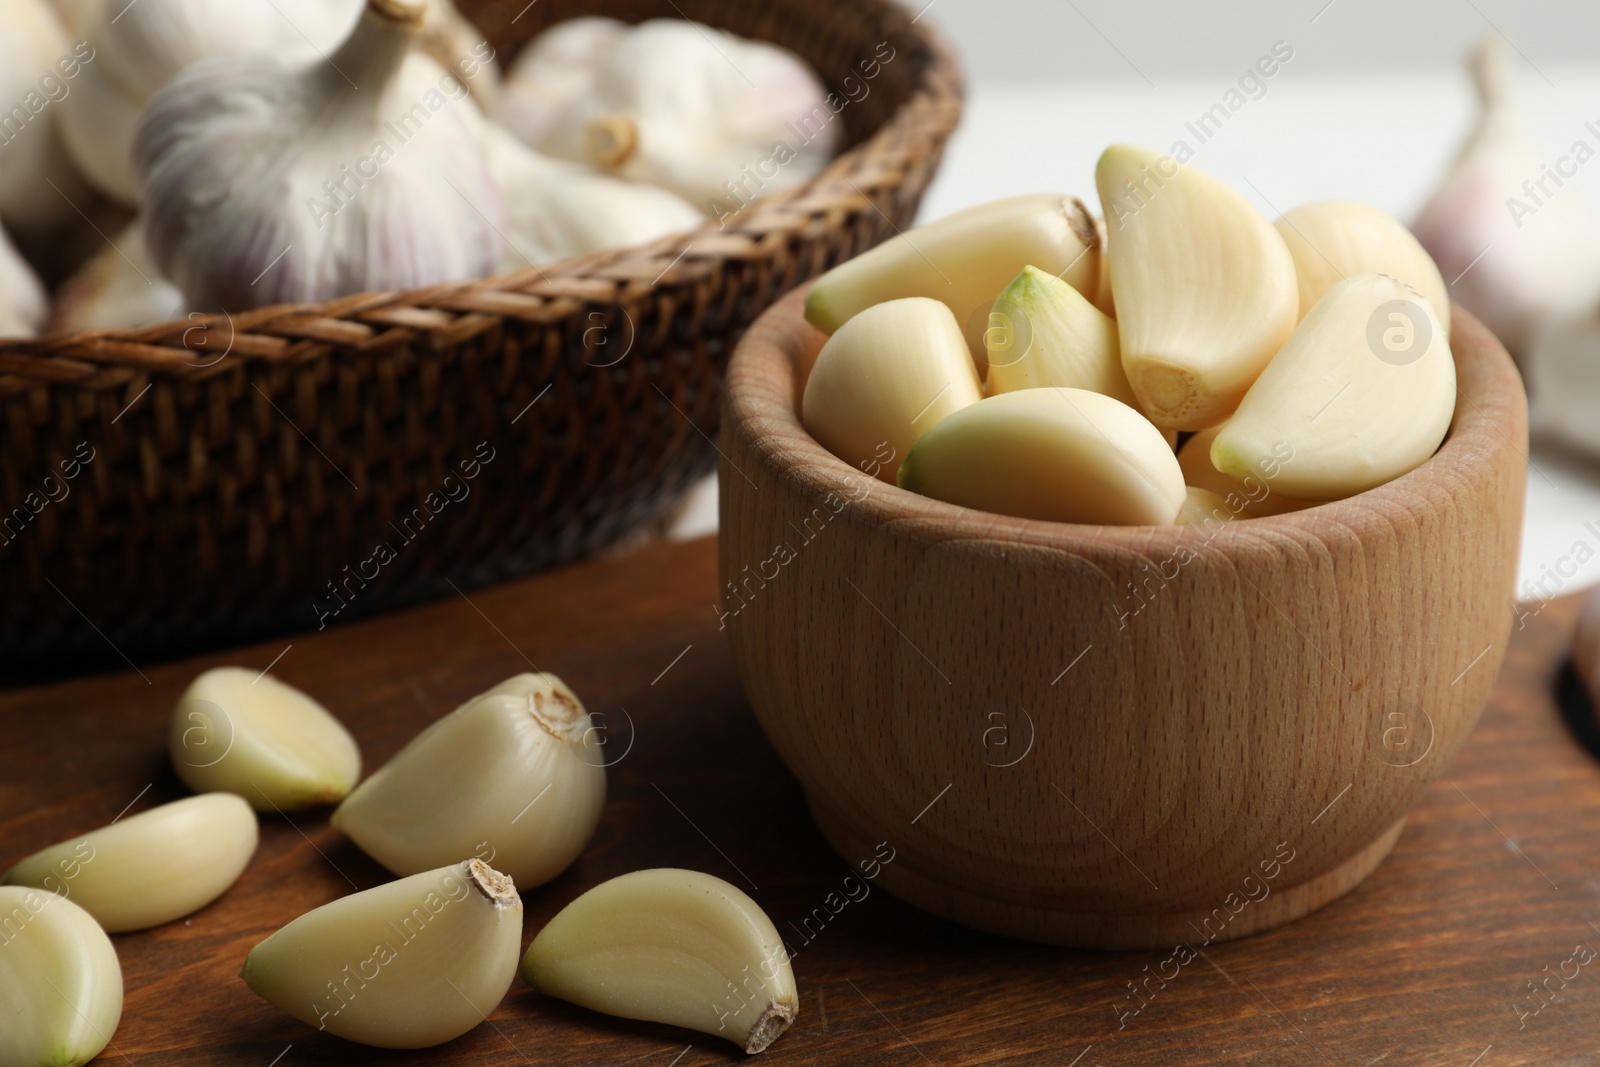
[717,289,1527,949]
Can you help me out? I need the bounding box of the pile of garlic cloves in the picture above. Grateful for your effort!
[0,0,835,338]
[3,663,800,1057]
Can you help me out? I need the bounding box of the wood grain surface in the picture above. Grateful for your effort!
[2,535,1598,1066]
[718,290,1527,948]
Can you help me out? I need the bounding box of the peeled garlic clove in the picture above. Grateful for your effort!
[0,222,47,338]
[1275,200,1450,332]
[1212,272,1455,501]
[0,887,123,1067]
[241,859,522,1049]
[333,673,605,890]
[134,0,502,310]
[169,666,361,811]
[985,264,1136,406]
[481,122,702,273]
[1176,487,1234,525]
[800,296,981,482]
[1413,37,1600,362]
[804,194,1102,355]
[897,387,1186,525]
[522,868,798,1055]
[49,219,187,331]
[3,793,258,932]
[1177,425,1317,518]
[1097,144,1299,430]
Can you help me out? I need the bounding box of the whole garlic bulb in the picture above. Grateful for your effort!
[497,18,835,210]
[0,222,48,338]
[1527,311,1600,458]
[134,0,502,311]
[0,0,95,235]
[1412,37,1600,362]
[49,219,185,331]
[481,122,703,272]
[490,16,628,149]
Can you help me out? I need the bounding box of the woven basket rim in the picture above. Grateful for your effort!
[0,6,965,390]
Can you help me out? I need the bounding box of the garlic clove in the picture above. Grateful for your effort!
[0,887,123,1067]
[984,264,1136,406]
[521,868,798,1055]
[134,0,503,310]
[803,194,1102,356]
[896,387,1186,525]
[1177,425,1318,518]
[1096,144,1299,430]
[0,221,48,338]
[1413,37,1600,363]
[2,793,258,933]
[1211,272,1455,501]
[241,859,522,1049]
[800,296,982,482]
[332,673,605,891]
[1275,200,1450,332]
[480,121,702,273]
[1092,217,1116,318]
[1176,486,1234,526]
[49,219,186,331]
[169,666,362,812]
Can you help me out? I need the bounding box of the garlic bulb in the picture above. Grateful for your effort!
[481,122,702,272]
[490,17,627,149]
[499,18,834,209]
[49,219,186,331]
[169,667,362,811]
[0,222,48,338]
[2,792,259,932]
[1527,310,1600,457]
[332,673,606,890]
[0,888,123,1067]
[0,0,95,234]
[416,0,497,103]
[242,859,522,1048]
[1412,37,1600,362]
[134,0,502,311]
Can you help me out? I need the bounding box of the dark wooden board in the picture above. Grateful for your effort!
[3,535,1598,1066]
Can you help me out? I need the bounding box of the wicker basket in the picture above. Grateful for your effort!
[0,0,962,679]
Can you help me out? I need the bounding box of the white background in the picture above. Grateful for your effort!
[676,0,1600,604]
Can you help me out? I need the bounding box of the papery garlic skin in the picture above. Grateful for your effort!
[1275,201,1450,333]
[1212,272,1455,501]
[241,860,522,1049]
[522,869,798,1055]
[505,19,831,211]
[1527,312,1600,458]
[801,297,981,483]
[481,122,702,272]
[490,17,628,149]
[332,673,605,890]
[1177,425,1316,518]
[134,0,502,311]
[3,793,259,933]
[804,195,1102,358]
[169,666,362,811]
[1412,38,1600,363]
[0,223,48,338]
[897,388,1186,526]
[49,219,186,331]
[415,0,497,102]
[0,887,123,1067]
[1097,144,1299,430]
[985,264,1136,405]
[0,0,93,234]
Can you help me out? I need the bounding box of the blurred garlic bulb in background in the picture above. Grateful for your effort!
[481,124,703,272]
[416,0,498,103]
[0,224,48,337]
[491,17,627,148]
[49,220,184,331]
[495,18,835,209]
[1412,37,1600,363]
[0,0,96,236]
[134,0,501,311]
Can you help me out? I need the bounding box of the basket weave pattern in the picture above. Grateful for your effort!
[0,0,962,677]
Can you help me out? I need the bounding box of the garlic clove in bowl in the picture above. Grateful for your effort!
[332,673,606,890]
